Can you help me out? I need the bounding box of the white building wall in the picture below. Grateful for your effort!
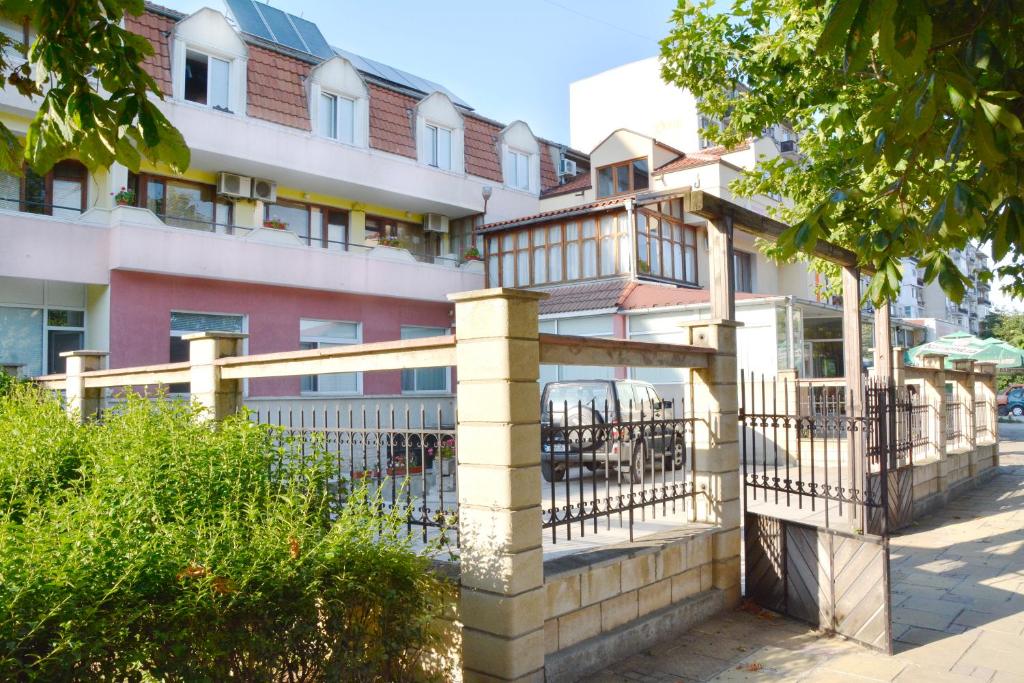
[569,57,701,153]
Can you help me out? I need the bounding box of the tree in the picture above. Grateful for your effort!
[982,309,1024,389]
[660,0,1024,304]
[0,0,188,176]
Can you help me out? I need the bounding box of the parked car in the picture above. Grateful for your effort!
[997,384,1024,415]
[539,379,685,484]
[1004,387,1024,417]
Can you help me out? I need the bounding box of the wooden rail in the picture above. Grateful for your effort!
[538,333,713,369]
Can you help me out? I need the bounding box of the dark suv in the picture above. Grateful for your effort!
[540,379,685,484]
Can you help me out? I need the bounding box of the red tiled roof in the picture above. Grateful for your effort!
[620,284,760,310]
[480,196,628,232]
[540,144,559,191]
[367,83,418,159]
[537,279,762,315]
[464,115,503,183]
[247,45,311,130]
[127,9,175,95]
[541,171,591,198]
[654,142,751,174]
[538,279,635,315]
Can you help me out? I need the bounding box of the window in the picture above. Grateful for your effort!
[733,251,754,293]
[635,200,698,284]
[264,201,311,243]
[0,160,86,217]
[318,92,355,144]
[505,149,530,191]
[595,158,648,198]
[184,49,230,110]
[698,116,719,149]
[426,124,452,170]
[135,174,232,232]
[300,319,360,394]
[400,326,449,393]
[0,306,84,377]
[485,211,631,287]
[169,311,244,392]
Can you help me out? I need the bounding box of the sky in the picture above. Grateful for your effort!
[168,0,680,144]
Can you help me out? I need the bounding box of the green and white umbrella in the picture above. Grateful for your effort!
[905,331,1024,369]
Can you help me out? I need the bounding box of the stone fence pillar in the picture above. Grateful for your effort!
[892,347,907,387]
[449,288,547,683]
[681,319,742,608]
[184,332,247,421]
[918,353,947,464]
[950,359,976,455]
[61,350,108,421]
[1,361,23,377]
[974,362,998,444]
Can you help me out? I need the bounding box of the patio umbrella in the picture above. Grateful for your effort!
[905,332,1024,369]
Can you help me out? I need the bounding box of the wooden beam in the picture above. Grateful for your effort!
[218,335,457,381]
[686,190,870,272]
[872,303,893,379]
[706,215,735,321]
[539,333,712,369]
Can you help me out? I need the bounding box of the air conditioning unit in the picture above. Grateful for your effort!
[558,157,578,177]
[423,213,449,234]
[217,172,252,199]
[250,178,277,203]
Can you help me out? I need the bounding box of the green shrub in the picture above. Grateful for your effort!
[0,388,453,681]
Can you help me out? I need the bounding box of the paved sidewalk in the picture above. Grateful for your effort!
[592,433,1024,682]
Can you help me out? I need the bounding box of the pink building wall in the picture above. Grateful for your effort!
[109,270,454,396]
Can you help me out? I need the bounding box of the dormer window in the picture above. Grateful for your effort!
[596,158,649,198]
[318,92,355,144]
[426,124,452,170]
[505,149,531,191]
[184,49,230,110]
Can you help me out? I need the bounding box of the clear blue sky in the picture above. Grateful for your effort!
[168,0,680,144]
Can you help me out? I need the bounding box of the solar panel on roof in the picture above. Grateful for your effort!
[255,3,307,53]
[331,46,471,108]
[224,0,273,40]
[290,15,334,59]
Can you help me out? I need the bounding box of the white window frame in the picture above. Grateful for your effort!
[425,124,453,171]
[317,91,356,145]
[400,325,451,394]
[183,48,232,111]
[299,319,362,395]
[0,303,86,376]
[505,148,531,191]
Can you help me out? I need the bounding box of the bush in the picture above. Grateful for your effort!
[0,388,452,681]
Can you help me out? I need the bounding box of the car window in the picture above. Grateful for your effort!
[644,386,660,410]
[544,383,612,412]
[1010,388,1024,401]
[615,383,640,420]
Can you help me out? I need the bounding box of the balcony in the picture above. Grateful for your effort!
[0,206,484,302]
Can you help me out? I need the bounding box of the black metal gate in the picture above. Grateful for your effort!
[738,373,910,654]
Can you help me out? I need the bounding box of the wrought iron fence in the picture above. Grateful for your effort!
[739,373,910,533]
[946,400,964,444]
[250,404,459,548]
[974,400,990,440]
[909,402,929,456]
[540,398,697,543]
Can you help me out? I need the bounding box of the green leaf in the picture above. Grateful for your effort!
[816,0,863,55]
[979,98,1024,134]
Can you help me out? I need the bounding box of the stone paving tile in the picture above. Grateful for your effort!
[588,443,1024,683]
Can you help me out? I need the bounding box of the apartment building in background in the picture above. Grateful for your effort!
[0,0,588,399]
[485,56,990,398]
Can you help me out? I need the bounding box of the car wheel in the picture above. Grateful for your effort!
[1012,405,1024,417]
[629,441,647,484]
[541,461,567,483]
[998,405,1009,417]
[664,438,685,470]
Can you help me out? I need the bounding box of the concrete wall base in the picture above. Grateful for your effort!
[544,588,724,683]
[911,465,999,521]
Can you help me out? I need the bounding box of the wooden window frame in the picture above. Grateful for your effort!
[637,203,699,286]
[134,172,234,231]
[483,209,630,287]
[267,200,351,249]
[595,157,650,199]
[14,160,88,215]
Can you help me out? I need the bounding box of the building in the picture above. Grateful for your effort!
[0,0,588,398]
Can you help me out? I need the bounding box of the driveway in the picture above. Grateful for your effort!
[592,427,1024,682]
